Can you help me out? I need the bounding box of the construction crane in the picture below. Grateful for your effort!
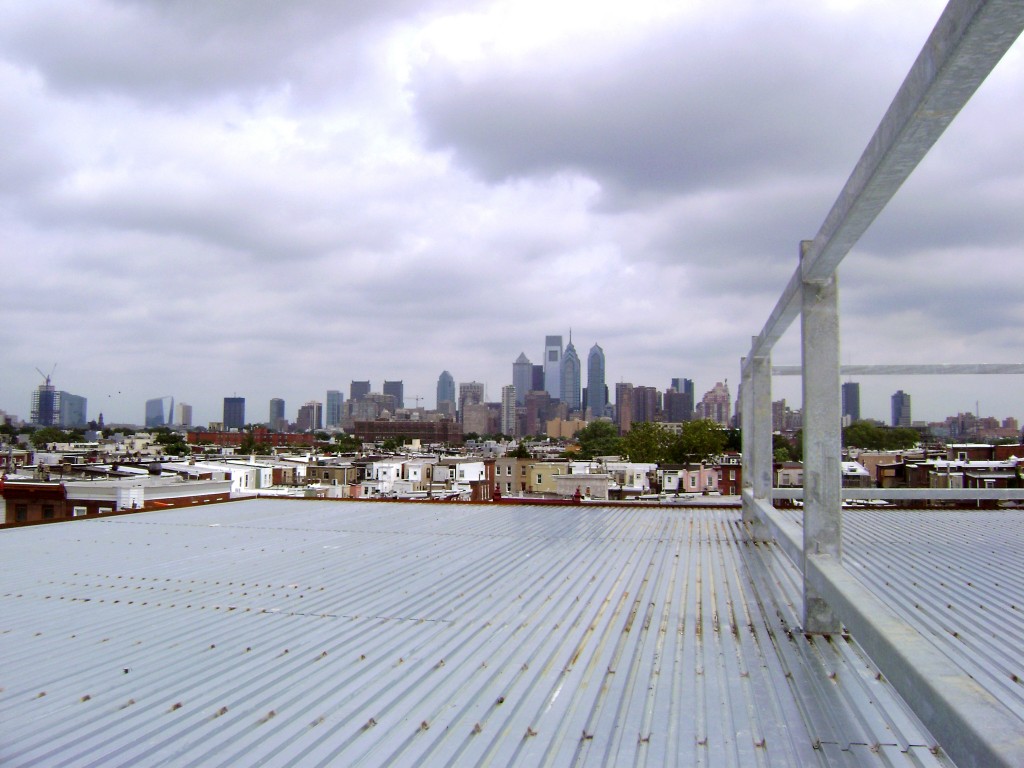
[412,395,423,408]
[35,364,56,387]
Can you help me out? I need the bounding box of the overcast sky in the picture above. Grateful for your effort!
[2,0,1022,428]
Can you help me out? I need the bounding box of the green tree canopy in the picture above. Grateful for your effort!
[666,419,727,464]
[509,442,532,459]
[574,421,623,459]
[843,421,918,450]
[30,427,67,447]
[621,422,671,463]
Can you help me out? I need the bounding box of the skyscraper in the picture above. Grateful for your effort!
[458,381,485,420]
[587,344,607,418]
[436,371,456,410]
[58,393,87,429]
[31,384,87,428]
[501,385,517,436]
[30,383,56,427]
[891,390,911,428]
[269,398,286,429]
[223,397,245,430]
[632,386,660,424]
[560,338,581,413]
[842,382,861,423]
[665,378,694,422]
[696,381,731,426]
[350,381,371,401]
[177,403,193,427]
[544,335,562,399]
[325,390,343,428]
[382,381,404,409]
[297,401,323,432]
[615,382,633,435]
[145,397,167,428]
[512,353,533,407]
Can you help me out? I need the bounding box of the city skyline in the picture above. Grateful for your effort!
[2,2,1022,429]
[6,350,1023,432]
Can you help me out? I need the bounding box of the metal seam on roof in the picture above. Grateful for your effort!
[0,501,960,767]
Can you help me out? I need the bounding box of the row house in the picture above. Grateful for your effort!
[658,464,719,495]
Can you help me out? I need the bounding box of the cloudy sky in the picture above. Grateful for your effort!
[2,0,1022,428]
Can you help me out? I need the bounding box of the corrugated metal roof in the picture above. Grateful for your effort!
[1,501,953,767]
[837,508,1024,724]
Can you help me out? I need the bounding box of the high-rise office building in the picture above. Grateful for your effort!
[458,382,485,421]
[560,338,581,413]
[325,390,343,428]
[587,344,607,418]
[891,390,911,428]
[512,353,533,407]
[177,403,193,427]
[269,398,286,429]
[223,397,245,430]
[501,385,517,436]
[30,383,56,427]
[543,335,562,399]
[58,393,87,429]
[524,390,552,437]
[615,382,633,435]
[145,398,168,428]
[632,386,660,424]
[31,384,87,428]
[297,401,323,432]
[665,378,694,422]
[350,381,371,402]
[436,371,456,410]
[382,381,404,409]
[696,382,731,426]
[842,382,861,423]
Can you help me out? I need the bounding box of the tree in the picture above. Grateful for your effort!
[773,433,799,462]
[509,442,532,459]
[843,421,918,451]
[153,428,189,456]
[30,427,67,447]
[574,421,623,459]
[621,422,670,463]
[666,419,727,464]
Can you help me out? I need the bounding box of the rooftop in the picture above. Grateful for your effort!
[5,499,1018,766]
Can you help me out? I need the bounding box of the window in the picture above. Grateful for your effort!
[72,506,87,517]
[15,504,28,523]
[506,465,512,476]
[729,470,736,480]
[505,482,512,493]
[690,476,697,488]
[42,505,55,519]
[99,507,112,514]
[537,474,543,484]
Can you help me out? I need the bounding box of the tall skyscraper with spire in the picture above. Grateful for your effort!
[560,335,581,412]
[587,344,607,418]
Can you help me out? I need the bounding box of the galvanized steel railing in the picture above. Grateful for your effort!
[738,2,1024,766]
